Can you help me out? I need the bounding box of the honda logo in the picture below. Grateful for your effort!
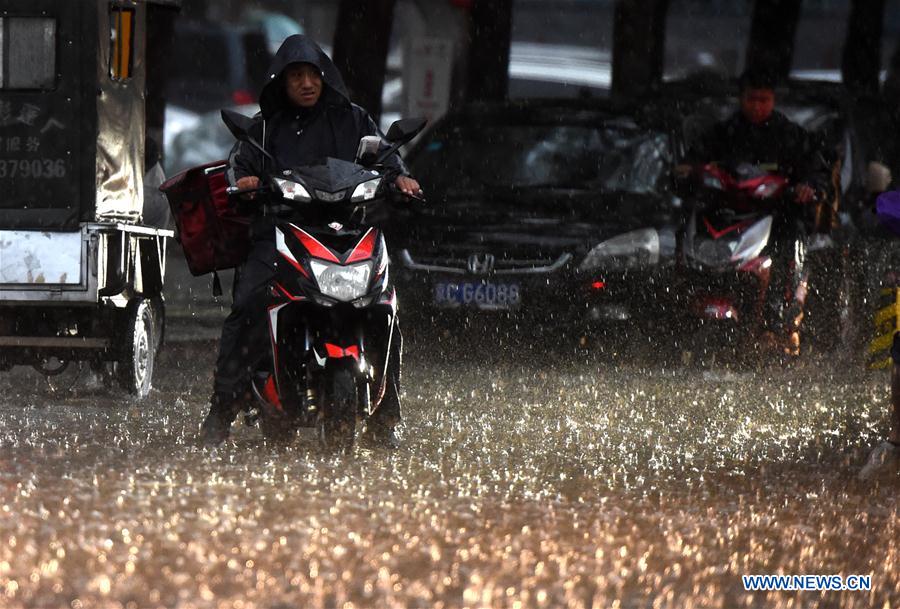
[467,253,495,275]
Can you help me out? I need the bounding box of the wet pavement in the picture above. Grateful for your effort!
[0,315,898,608]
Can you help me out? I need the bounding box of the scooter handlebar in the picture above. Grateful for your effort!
[387,182,427,204]
[225,185,272,197]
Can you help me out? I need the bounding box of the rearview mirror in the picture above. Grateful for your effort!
[221,109,256,141]
[372,118,427,166]
[221,109,275,163]
[356,135,382,166]
[385,117,427,145]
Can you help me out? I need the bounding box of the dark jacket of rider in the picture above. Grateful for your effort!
[227,34,408,187]
[683,110,830,194]
[203,35,408,439]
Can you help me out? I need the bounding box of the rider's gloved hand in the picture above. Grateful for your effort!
[794,183,817,204]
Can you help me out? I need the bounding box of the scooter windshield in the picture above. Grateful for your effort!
[731,163,775,180]
[282,158,376,196]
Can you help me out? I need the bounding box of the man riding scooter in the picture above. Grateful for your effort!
[200,34,422,447]
[675,69,831,356]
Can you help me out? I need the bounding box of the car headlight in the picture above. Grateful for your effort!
[579,228,661,271]
[350,178,382,202]
[309,260,372,302]
[274,178,312,202]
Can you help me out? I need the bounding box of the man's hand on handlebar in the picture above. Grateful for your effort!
[793,183,817,204]
[394,175,424,199]
[235,176,262,199]
[674,164,694,180]
[236,176,260,190]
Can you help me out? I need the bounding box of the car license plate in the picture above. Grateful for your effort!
[433,281,521,310]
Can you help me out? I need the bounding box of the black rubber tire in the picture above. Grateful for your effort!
[117,298,156,398]
[317,367,358,452]
[151,296,166,356]
[32,357,70,377]
[682,321,728,368]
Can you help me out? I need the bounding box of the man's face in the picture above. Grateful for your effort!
[740,87,775,125]
[285,63,323,108]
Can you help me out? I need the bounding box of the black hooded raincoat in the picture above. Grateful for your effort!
[684,110,828,192]
[227,34,407,185]
[212,36,405,422]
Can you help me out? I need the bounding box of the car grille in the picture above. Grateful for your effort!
[399,250,572,275]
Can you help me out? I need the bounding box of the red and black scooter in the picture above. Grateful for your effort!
[681,163,808,354]
[221,110,426,450]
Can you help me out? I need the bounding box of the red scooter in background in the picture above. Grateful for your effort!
[681,163,809,359]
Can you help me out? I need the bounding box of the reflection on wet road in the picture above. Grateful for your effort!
[0,329,897,608]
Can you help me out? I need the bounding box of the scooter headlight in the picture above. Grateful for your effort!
[754,181,780,198]
[309,260,373,302]
[350,178,382,202]
[274,178,313,202]
[730,216,773,263]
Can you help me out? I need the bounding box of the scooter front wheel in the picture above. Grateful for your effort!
[317,367,358,453]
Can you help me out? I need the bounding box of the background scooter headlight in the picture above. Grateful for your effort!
[274,178,313,202]
[753,181,780,198]
[730,216,773,263]
[309,260,373,302]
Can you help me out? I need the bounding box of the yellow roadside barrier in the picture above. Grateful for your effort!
[868,287,900,369]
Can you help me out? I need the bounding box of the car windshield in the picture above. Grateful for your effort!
[412,122,671,196]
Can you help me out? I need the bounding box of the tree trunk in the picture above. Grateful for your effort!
[842,0,886,96]
[611,0,669,98]
[332,0,397,119]
[464,0,513,103]
[745,0,802,81]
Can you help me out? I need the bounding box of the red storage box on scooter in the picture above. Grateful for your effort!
[160,160,251,276]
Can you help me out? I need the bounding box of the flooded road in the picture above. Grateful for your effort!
[0,323,897,609]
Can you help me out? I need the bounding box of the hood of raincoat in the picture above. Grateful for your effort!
[259,34,350,119]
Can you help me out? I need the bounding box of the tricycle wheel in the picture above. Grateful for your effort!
[32,357,70,377]
[150,296,166,355]
[117,298,156,398]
